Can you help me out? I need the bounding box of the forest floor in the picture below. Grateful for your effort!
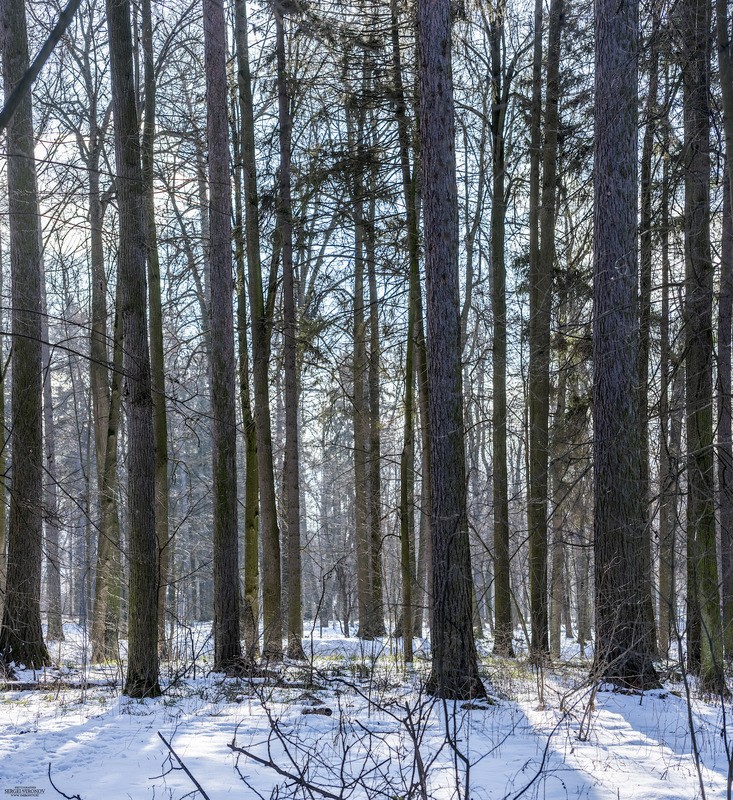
[0,623,729,800]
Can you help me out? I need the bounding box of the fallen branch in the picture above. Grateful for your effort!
[157,732,211,800]
[1,681,113,692]
[228,739,341,800]
[48,763,82,800]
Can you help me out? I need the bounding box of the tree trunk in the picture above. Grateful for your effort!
[529,0,563,660]
[105,0,160,697]
[716,0,733,660]
[682,0,726,694]
[231,78,259,662]
[391,0,419,659]
[418,0,485,700]
[593,0,658,689]
[527,0,544,661]
[0,251,6,624]
[349,60,372,640]
[92,286,124,663]
[234,0,282,662]
[141,0,171,660]
[719,168,733,657]
[549,360,568,658]
[657,111,679,659]
[638,19,660,657]
[0,0,50,670]
[489,1,514,658]
[41,277,63,641]
[275,8,305,661]
[203,0,242,672]
[366,187,385,638]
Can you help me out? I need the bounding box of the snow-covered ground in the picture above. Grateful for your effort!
[0,623,729,799]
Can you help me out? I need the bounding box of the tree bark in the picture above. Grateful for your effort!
[527,0,545,661]
[657,137,676,658]
[593,0,658,689]
[638,16,660,657]
[105,0,160,697]
[719,168,733,658]
[682,0,726,694]
[418,0,485,700]
[529,0,563,660]
[391,0,419,659]
[203,0,242,672]
[231,75,259,662]
[141,0,171,659]
[716,0,733,660]
[41,277,63,641]
[0,0,50,669]
[488,0,514,658]
[366,182,385,638]
[234,0,282,662]
[275,8,305,661]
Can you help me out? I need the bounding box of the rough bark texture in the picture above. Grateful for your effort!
[638,20,660,657]
[234,0,282,662]
[141,0,171,659]
[41,279,63,642]
[275,9,306,661]
[350,64,372,640]
[106,0,160,698]
[91,286,123,663]
[392,0,418,659]
[0,256,6,624]
[657,138,678,658]
[231,46,259,661]
[682,0,726,694]
[489,1,514,658]
[418,0,485,700]
[527,0,545,660]
[719,170,733,658]
[593,0,658,689]
[366,189,386,638]
[88,94,122,663]
[203,0,242,672]
[529,0,563,660]
[0,0,50,670]
[717,0,733,660]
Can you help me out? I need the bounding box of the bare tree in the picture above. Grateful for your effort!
[234,0,283,662]
[105,0,160,697]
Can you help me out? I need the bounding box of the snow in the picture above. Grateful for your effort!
[0,624,729,799]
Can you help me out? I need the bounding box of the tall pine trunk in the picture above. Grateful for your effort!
[275,7,306,661]
[418,0,485,700]
[489,0,514,658]
[716,0,733,660]
[682,0,726,694]
[593,0,658,689]
[0,0,50,670]
[638,17,660,657]
[529,0,563,659]
[203,0,242,672]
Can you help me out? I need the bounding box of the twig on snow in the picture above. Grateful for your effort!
[228,739,341,800]
[47,763,82,800]
[157,731,211,800]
